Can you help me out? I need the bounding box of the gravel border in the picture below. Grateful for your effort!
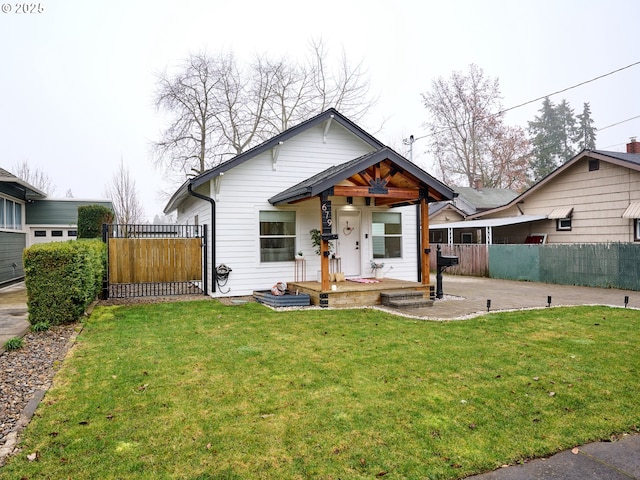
[0,322,80,465]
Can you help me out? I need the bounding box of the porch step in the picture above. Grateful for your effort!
[380,290,433,309]
[387,298,434,309]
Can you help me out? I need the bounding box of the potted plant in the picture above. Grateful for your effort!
[309,229,334,256]
[371,260,385,280]
[296,250,305,260]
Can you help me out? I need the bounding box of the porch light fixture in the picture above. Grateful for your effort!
[346,196,353,205]
[547,295,552,308]
[486,299,491,312]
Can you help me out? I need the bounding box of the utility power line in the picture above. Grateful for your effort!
[408,60,640,144]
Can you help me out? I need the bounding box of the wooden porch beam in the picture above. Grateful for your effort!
[333,185,420,199]
[420,197,430,286]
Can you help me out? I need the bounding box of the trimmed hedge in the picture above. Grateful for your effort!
[23,239,106,325]
[78,204,114,239]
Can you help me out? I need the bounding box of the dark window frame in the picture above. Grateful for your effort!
[556,218,572,231]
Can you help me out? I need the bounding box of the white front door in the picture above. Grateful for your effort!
[337,210,361,277]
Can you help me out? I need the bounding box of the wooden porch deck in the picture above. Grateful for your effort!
[287,277,434,308]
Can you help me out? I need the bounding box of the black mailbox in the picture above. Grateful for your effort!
[438,255,459,267]
[435,245,458,299]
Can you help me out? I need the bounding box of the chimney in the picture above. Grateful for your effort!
[627,137,640,154]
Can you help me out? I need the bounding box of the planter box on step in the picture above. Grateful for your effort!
[253,290,311,307]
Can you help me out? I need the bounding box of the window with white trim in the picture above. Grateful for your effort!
[0,196,23,230]
[556,218,572,231]
[259,211,296,262]
[372,212,402,258]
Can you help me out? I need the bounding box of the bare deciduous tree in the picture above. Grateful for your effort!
[12,160,56,195]
[153,38,376,183]
[422,64,531,189]
[105,159,145,224]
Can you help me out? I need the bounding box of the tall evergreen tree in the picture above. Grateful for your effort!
[528,97,561,180]
[528,98,596,181]
[576,102,597,150]
[556,99,578,163]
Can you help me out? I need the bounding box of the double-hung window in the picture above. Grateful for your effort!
[0,197,23,230]
[259,211,296,262]
[372,212,402,258]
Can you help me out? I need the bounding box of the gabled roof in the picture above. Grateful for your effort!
[468,149,640,219]
[454,186,518,211]
[0,167,47,200]
[428,200,468,218]
[269,147,455,206]
[164,108,385,213]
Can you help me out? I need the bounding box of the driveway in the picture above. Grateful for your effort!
[0,282,29,349]
[410,274,640,319]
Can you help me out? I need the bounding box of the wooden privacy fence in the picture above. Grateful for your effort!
[103,224,207,298]
[429,244,489,276]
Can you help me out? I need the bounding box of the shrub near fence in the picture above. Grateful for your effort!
[23,239,106,325]
[489,243,640,291]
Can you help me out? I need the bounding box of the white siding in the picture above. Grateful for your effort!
[177,123,421,296]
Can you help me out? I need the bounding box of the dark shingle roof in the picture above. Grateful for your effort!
[164,108,386,213]
[269,147,455,205]
[454,187,519,211]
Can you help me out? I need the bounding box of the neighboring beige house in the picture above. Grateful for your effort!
[431,139,640,245]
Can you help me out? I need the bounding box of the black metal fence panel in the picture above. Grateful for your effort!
[103,224,207,298]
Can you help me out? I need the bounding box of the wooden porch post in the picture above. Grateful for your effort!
[420,196,430,285]
[320,234,330,291]
[319,191,333,292]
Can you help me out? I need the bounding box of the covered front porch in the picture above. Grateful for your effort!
[269,147,456,295]
[287,277,433,308]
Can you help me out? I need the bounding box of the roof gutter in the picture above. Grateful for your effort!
[188,182,215,294]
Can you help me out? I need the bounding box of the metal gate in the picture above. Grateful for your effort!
[103,224,207,298]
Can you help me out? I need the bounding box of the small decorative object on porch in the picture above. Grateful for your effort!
[370,260,385,280]
[296,251,305,260]
[270,281,287,296]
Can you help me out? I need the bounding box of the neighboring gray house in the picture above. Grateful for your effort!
[26,198,113,245]
[0,168,45,286]
[429,184,518,244]
[1,167,113,286]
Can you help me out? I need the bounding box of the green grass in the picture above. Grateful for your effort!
[2,302,639,479]
[3,337,23,351]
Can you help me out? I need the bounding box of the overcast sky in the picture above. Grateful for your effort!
[1,0,639,220]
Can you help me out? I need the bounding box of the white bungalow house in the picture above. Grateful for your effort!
[164,109,455,301]
[429,140,640,245]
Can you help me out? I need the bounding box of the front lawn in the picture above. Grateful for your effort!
[2,301,638,479]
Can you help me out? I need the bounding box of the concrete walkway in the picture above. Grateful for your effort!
[1,277,638,479]
[0,282,29,350]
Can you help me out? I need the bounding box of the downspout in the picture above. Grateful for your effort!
[188,182,216,294]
